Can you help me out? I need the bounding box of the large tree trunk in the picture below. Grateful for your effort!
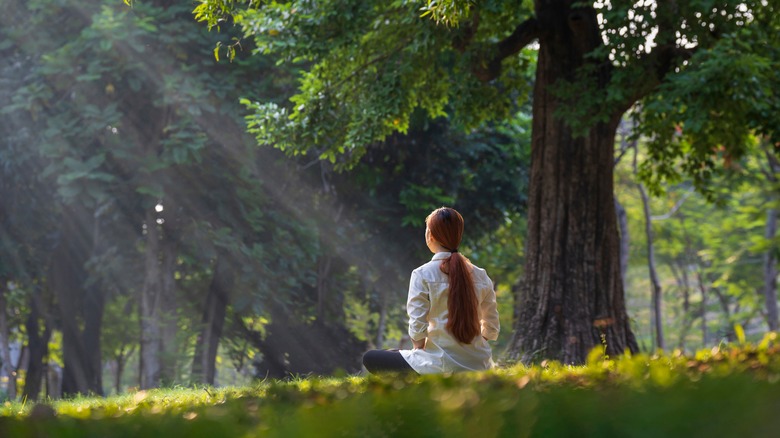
[764,208,778,332]
[192,256,232,385]
[506,4,637,363]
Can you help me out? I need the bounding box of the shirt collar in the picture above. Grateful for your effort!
[431,252,452,261]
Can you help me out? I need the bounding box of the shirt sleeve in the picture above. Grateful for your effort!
[479,277,500,341]
[406,270,430,341]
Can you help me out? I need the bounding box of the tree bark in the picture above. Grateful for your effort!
[192,256,232,385]
[764,208,778,331]
[22,288,52,401]
[638,183,665,351]
[506,3,637,363]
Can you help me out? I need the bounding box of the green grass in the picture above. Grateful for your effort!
[3,335,780,437]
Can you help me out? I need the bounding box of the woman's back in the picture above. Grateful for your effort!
[362,207,500,375]
[401,252,499,374]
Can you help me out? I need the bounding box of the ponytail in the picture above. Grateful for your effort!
[426,207,480,344]
[443,253,480,344]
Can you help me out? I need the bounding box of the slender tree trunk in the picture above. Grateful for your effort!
[638,183,665,350]
[713,288,735,342]
[0,283,16,401]
[764,208,778,331]
[52,206,104,396]
[83,280,105,395]
[140,203,179,388]
[670,261,692,350]
[615,197,630,291]
[506,4,637,363]
[113,345,134,395]
[159,225,178,386]
[140,209,163,389]
[192,257,232,385]
[82,211,106,395]
[316,253,332,321]
[22,288,52,401]
[115,358,124,395]
[696,269,708,346]
[51,218,87,396]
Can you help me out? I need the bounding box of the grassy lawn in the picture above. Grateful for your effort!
[2,337,780,437]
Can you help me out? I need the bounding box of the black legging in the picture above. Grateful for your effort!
[362,349,416,374]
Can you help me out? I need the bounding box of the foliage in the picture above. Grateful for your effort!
[3,336,780,436]
[195,0,535,169]
[0,0,335,392]
[615,134,776,351]
[196,0,779,195]
[632,3,780,195]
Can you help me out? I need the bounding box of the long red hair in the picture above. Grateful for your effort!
[426,207,479,344]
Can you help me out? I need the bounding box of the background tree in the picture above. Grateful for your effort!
[615,135,776,352]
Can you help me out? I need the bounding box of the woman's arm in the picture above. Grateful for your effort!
[407,270,430,348]
[479,278,500,341]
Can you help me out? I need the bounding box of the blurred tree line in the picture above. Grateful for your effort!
[0,0,778,402]
[0,0,528,399]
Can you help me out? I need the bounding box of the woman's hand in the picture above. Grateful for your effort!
[412,338,426,350]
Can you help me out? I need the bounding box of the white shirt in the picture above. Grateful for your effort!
[400,252,500,374]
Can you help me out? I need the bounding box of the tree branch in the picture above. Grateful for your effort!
[618,43,698,114]
[651,187,694,221]
[473,17,539,82]
[452,11,480,53]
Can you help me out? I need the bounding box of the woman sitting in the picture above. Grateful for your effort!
[362,207,500,374]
